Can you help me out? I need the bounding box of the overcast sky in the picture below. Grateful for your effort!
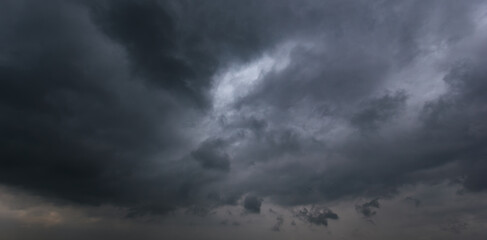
[1,0,487,239]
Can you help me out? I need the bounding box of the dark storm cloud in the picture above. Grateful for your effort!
[0,0,308,215]
[356,199,380,218]
[0,0,167,206]
[0,0,264,214]
[350,91,407,131]
[191,139,230,171]
[214,0,487,208]
[295,206,338,226]
[423,59,487,192]
[1,0,487,229]
[88,0,209,106]
[243,195,262,213]
[237,0,473,110]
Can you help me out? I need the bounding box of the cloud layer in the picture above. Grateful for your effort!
[1,0,487,231]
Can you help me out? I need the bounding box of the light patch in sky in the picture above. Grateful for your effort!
[211,43,293,111]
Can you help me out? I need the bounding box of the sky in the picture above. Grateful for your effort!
[1,0,487,239]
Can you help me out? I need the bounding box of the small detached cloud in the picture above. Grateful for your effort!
[356,198,380,218]
[295,206,339,226]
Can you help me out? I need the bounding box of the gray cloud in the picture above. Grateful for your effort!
[295,206,339,226]
[243,195,263,213]
[350,91,408,131]
[404,197,421,207]
[271,216,284,232]
[191,139,231,171]
[356,199,380,218]
[0,2,487,239]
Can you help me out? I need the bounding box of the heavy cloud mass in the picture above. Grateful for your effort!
[1,0,487,239]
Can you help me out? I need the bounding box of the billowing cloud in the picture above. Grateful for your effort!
[1,0,487,239]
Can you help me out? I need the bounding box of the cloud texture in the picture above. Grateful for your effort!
[1,1,487,237]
